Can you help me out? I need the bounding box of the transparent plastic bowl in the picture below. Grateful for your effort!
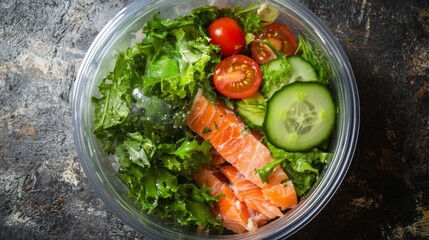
[71,0,360,239]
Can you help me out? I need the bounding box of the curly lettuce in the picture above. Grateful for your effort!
[255,141,332,196]
[91,5,268,231]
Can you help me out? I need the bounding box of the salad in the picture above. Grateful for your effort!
[92,3,335,234]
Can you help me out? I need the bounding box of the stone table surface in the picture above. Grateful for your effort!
[1,0,428,239]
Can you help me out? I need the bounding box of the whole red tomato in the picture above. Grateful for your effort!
[208,17,246,56]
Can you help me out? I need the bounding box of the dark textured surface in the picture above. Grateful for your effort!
[1,0,428,239]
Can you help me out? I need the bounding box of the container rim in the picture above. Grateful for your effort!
[71,0,360,239]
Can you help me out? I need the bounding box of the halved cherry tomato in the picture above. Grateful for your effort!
[213,55,262,99]
[208,17,246,56]
[250,39,277,64]
[250,22,297,64]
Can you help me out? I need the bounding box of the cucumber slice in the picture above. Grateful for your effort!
[264,81,336,152]
[236,91,266,129]
[237,103,265,128]
[287,55,318,83]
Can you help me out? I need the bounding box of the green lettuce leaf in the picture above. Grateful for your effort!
[221,4,262,35]
[171,184,222,230]
[255,141,332,196]
[92,48,144,153]
[164,138,213,175]
[92,4,271,231]
[115,132,219,228]
[260,55,292,98]
[138,8,221,102]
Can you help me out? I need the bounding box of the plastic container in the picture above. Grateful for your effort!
[71,0,360,239]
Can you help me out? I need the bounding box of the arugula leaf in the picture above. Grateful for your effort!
[295,35,332,85]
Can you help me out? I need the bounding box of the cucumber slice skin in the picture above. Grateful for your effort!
[287,55,318,84]
[237,106,264,129]
[235,91,266,129]
[263,81,336,152]
[261,55,317,85]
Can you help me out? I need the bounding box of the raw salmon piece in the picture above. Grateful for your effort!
[187,90,287,188]
[250,209,269,227]
[210,150,226,168]
[192,167,257,233]
[220,165,283,219]
[218,133,287,187]
[187,90,297,210]
[187,91,236,140]
[261,181,298,210]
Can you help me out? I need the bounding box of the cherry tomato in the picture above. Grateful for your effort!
[208,17,246,56]
[213,55,262,99]
[250,22,297,64]
[250,39,277,64]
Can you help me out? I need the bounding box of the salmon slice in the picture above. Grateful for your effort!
[210,150,226,168]
[187,90,287,187]
[192,167,257,233]
[261,181,298,210]
[220,165,283,219]
[187,90,298,210]
[218,133,287,187]
[250,209,269,227]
